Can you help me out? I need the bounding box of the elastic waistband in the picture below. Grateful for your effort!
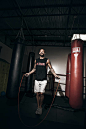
[35,79,47,81]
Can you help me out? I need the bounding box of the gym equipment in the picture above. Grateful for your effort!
[18,75,60,127]
[25,52,35,95]
[69,39,84,109]
[6,36,25,98]
[65,53,71,98]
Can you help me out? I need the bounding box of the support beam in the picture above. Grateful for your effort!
[0,28,86,31]
[0,3,86,10]
[0,13,86,18]
[11,39,71,43]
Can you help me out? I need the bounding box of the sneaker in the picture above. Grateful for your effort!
[35,108,39,114]
[37,108,42,115]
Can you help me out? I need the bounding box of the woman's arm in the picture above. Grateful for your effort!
[24,60,36,77]
[47,59,60,79]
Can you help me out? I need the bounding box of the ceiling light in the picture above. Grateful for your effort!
[71,34,86,41]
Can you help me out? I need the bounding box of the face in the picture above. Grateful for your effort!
[39,49,45,56]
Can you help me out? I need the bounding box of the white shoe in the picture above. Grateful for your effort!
[37,108,42,115]
[35,108,39,114]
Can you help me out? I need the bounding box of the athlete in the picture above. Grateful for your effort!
[24,49,60,115]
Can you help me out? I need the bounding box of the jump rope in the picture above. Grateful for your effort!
[18,74,60,128]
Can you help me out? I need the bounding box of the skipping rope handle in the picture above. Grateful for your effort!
[55,77,60,80]
[24,73,30,77]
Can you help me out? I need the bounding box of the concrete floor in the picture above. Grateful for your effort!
[0,92,85,129]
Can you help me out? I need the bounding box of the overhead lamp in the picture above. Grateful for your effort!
[71,34,86,41]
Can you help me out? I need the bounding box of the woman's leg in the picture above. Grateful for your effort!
[36,92,40,108]
[39,92,44,108]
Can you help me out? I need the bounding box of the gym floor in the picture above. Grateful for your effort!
[0,91,85,129]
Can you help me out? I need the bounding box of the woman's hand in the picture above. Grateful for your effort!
[24,73,30,77]
[55,74,60,79]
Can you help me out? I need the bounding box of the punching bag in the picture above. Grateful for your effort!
[65,53,71,98]
[25,52,35,93]
[6,37,25,98]
[69,39,83,109]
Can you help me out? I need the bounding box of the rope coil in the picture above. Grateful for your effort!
[18,74,60,128]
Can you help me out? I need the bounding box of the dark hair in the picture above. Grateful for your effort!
[39,48,46,53]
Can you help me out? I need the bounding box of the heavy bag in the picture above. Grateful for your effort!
[6,37,25,98]
[69,39,83,109]
[25,52,35,92]
[65,53,71,98]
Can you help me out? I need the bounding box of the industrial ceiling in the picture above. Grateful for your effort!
[0,0,86,48]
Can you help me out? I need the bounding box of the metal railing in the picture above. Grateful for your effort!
[21,72,86,97]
